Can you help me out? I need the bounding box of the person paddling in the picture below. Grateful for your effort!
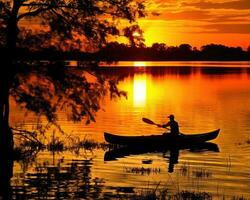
[158,114,179,136]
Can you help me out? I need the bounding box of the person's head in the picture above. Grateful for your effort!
[168,114,174,121]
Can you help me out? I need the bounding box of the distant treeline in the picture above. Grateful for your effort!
[98,42,250,61]
[1,42,250,61]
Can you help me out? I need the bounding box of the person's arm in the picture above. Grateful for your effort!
[162,122,170,128]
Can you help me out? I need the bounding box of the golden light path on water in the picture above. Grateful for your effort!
[133,74,147,107]
[133,62,147,107]
[133,61,147,67]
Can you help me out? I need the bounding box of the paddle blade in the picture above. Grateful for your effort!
[142,117,156,125]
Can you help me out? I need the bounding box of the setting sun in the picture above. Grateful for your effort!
[132,31,141,37]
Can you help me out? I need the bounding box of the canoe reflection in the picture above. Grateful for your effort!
[104,142,219,173]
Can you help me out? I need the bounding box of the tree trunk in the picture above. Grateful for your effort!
[0,2,21,197]
[0,60,14,198]
[1,1,21,156]
[0,62,14,158]
[7,0,20,53]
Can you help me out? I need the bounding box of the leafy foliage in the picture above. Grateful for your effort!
[0,0,146,51]
[123,25,145,47]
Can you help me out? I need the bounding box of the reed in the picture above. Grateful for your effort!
[192,168,212,179]
[47,138,64,151]
[14,144,40,161]
[179,162,190,177]
[173,190,212,200]
[124,166,161,175]
[114,188,212,200]
[179,162,212,179]
[47,131,64,151]
[231,196,248,200]
[77,139,108,150]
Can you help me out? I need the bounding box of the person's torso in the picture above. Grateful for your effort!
[169,121,179,135]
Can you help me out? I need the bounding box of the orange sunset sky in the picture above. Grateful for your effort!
[20,0,250,50]
[138,0,250,49]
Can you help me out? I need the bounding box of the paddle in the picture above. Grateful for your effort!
[142,117,185,136]
[142,117,184,136]
[142,117,169,129]
[142,117,158,125]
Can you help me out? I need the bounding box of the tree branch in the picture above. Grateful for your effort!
[18,3,129,21]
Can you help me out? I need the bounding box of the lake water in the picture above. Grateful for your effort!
[9,61,250,199]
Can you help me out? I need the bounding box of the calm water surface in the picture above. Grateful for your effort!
[10,62,250,199]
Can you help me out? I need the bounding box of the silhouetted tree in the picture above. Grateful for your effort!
[177,44,193,60]
[247,46,250,53]
[151,43,167,52]
[201,44,246,60]
[179,44,192,51]
[0,0,146,165]
[97,42,249,61]
[0,0,145,52]
[123,25,145,47]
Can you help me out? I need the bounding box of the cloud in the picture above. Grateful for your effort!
[207,13,250,23]
[180,23,250,34]
[182,0,250,10]
[151,11,161,16]
[145,0,250,35]
[149,9,250,24]
[160,10,212,21]
[202,23,250,33]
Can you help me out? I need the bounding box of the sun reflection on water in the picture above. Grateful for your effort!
[133,61,146,67]
[133,74,147,107]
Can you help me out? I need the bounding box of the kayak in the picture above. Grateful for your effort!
[104,129,220,146]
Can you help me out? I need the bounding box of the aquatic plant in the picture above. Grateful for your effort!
[47,138,64,152]
[231,196,248,200]
[124,167,161,175]
[13,127,43,147]
[179,163,211,179]
[192,168,212,179]
[13,143,40,161]
[173,190,212,200]
[179,162,190,177]
[106,186,213,200]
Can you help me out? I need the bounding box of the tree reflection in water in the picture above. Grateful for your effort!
[0,157,13,199]
[11,158,106,199]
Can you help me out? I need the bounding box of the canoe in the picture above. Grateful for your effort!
[104,129,220,146]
